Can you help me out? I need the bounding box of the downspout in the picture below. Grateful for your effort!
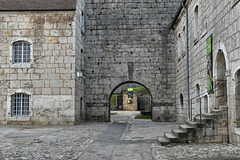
[182,1,190,121]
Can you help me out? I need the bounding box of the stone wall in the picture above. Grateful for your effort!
[173,0,240,144]
[0,10,77,125]
[85,0,182,121]
[74,0,86,123]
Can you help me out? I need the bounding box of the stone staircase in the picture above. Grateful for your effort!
[157,105,228,146]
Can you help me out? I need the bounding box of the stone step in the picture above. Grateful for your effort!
[211,109,222,114]
[202,113,215,117]
[172,128,187,137]
[164,132,179,143]
[165,132,178,139]
[179,124,196,132]
[187,121,199,127]
[194,115,209,122]
[156,136,170,146]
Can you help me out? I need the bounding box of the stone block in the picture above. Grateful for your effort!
[42,88,52,95]
[210,135,223,143]
[45,37,58,43]
[50,80,63,88]
[61,88,72,95]
[58,37,68,43]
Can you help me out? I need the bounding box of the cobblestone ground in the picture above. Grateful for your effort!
[151,143,240,160]
[0,123,107,160]
[1,113,240,160]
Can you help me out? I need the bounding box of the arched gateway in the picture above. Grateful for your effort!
[83,0,180,122]
[109,81,153,120]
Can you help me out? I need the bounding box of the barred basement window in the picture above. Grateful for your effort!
[11,93,29,117]
[13,42,31,64]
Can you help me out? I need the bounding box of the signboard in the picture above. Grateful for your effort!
[127,88,133,92]
[206,36,212,56]
[206,35,213,93]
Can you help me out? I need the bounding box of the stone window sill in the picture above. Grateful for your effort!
[10,63,32,68]
[177,52,186,62]
[194,38,199,45]
[8,117,30,121]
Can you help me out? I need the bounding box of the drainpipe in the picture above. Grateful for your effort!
[182,1,190,121]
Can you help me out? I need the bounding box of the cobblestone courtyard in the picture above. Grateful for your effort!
[0,111,240,160]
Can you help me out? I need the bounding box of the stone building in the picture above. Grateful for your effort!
[0,0,182,125]
[1,0,240,146]
[123,92,138,111]
[84,0,181,121]
[172,0,240,146]
[0,0,86,125]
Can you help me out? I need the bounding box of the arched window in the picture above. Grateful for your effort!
[180,94,184,108]
[178,33,181,58]
[182,26,186,52]
[11,93,29,117]
[194,5,199,40]
[13,41,31,64]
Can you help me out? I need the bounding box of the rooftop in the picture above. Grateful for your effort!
[0,0,77,11]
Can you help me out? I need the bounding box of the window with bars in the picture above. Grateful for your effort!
[11,93,29,117]
[13,42,31,64]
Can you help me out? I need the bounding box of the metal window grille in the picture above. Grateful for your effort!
[11,93,29,117]
[13,42,30,64]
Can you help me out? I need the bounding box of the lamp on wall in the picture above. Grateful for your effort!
[77,69,84,79]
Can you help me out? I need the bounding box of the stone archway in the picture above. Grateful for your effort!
[215,50,227,108]
[108,81,153,120]
[234,70,240,128]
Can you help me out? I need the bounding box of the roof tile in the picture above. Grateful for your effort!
[0,0,77,11]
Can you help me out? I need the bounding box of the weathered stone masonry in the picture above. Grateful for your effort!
[0,0,86,125]
[173,0,240,146]
[84,0,182,121]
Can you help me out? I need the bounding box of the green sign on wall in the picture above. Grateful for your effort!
[206,36,212,56]
[127,88,133,91]
[206,35,213,93]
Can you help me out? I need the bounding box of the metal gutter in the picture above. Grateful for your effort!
[181,2,190,121]
[170,0,191,120]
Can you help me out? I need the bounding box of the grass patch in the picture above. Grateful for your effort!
[135,114,152,119]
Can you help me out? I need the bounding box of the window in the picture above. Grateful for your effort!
[11,93,29,117]
[13,41,30,64]
[194,5,199,41]
[80,10,85,35]
[180,94,184,108]
[177,33,181,58]
[182,26,186,52]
